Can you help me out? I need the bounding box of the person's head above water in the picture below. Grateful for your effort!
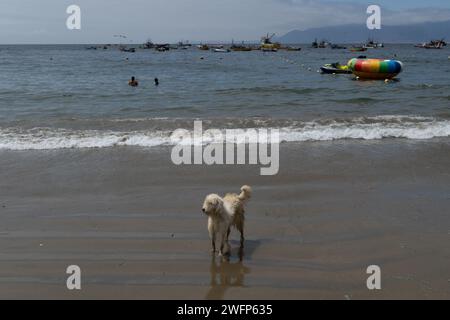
[129,76,139,87]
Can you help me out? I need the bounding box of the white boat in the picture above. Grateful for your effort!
[213,48,230,53]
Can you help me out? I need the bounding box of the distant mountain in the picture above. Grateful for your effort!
[277,20,450,44]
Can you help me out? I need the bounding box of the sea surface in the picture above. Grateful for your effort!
[0,44,449,150]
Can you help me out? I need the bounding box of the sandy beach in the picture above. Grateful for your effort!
[0,139,449,299]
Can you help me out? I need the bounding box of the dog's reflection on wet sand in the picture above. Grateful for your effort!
[205,248,251,300]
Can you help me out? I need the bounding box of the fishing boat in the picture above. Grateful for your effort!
[260,33,281,52]
[415,39,447,49]
[155,44,170,52]
[230,41,252,51]
[142,40,154,49]
[363,38,384,49]
[319,40,329,48]
[312,39,329,48]
[197,44,210,51]
[231,45,252,52]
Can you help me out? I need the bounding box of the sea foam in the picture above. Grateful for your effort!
[0,116,449,150]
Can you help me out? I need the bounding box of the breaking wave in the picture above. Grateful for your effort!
[0,116,449,150]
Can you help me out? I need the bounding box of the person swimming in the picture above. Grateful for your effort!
[128,76,139,87]
[154,78,159,86]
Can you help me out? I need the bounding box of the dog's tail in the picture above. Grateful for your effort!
[238,185,252,201]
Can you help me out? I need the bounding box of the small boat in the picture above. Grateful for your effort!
[350,46,367,52]
[285,46,302,51]
[363,38,384,49]
[213,48,230,53]
[318,40,329,48]
[142,40,154,49]
[320,63,352,74]
[231,45,252,52]
[155,44,170,52]
[331,44,347,49]
[177,41,192,49]
[261,47,278,52]
[312,39,329,48]
[119,47,136,53]
[198,44,210,51]
[415,39,447,49]
[230,42,253,51]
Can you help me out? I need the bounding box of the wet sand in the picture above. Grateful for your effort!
[0,140,449,299]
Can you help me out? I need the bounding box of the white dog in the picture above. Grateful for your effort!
[202,185,252,256]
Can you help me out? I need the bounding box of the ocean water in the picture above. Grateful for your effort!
[0,44,449,150]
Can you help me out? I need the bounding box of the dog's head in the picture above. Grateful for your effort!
[202,194,223,216]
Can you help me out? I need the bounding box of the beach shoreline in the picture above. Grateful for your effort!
[0,139,449,299]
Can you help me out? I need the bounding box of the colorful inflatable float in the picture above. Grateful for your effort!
[347,58,403,80]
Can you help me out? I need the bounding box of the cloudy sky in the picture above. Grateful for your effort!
[1,0,450,43]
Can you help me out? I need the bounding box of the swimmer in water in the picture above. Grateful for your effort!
[128,76,139,87]
[154,78,159,86]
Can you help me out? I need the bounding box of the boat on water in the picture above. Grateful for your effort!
[260,33,281,52]
[155,44,170,52]
[312,39,329,48]
[320,63,352,74]
[119,47,136,53]
[415,39,447,49]
[142,40,154,49]
[230,41,253,51]
[231,45,252,52]
[213,48,230,53]
[363,38,384,49]
[177,41,191,50]
[261,47,278,52]
[350,46,367,52]
[284,46,302,51]
[198,44,210,51]
[331,44,347,49]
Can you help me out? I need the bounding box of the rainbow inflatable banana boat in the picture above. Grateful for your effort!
[347,58,403,80]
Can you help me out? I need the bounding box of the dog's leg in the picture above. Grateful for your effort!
[219,236,224,256]
[226,227,232,252]
[239,221,245,249]
[219,233,229,256]
[238,247,244,261]
[211,233,216,253]
[208,219,216,253]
